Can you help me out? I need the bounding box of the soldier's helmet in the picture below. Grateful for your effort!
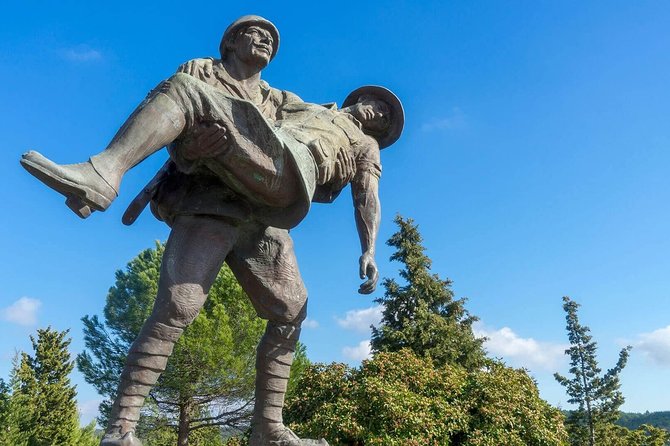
[342,86,405,149]
[219,15,280,61]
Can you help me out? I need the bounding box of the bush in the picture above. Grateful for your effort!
[285,350,568,446]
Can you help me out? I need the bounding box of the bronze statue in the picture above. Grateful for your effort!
[20,15,403,446]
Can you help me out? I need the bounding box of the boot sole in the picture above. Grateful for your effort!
[20,156,113,218]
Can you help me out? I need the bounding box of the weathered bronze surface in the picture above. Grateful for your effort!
[20,15,403,446]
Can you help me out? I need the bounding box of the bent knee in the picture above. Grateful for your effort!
[156,283,208,328]
[254,287,308,325]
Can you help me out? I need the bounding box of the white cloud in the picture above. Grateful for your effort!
[421,107,467,132]
[336,305,383,334]
[342,340,372,362]
[60,46,103,62]
[303,318,319,329]
[474,322,567,371]
[635,325,670,366]
[78,399,102,426]
[1,297,42,326]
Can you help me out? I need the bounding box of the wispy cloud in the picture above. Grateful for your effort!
[78,398,102,425]
[303,318,319,329]
[60,45,103,62]
[336,305,383,334]
[342,340,372,362]
[634,325,670,366]
[1,297,42,326]
[421,107,467,132]
[474,322,567,371]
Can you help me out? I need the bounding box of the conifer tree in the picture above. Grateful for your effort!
[371,215,486,370]
[9,328,80,446]
[0,378,11,446]
[554,296,632,446]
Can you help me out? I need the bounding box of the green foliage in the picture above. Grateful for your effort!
[0,377,18,446]
[617,411,670,432]
[287,341,311,398]
[0,379,9,434]
[6,328,80,446]
[76,421,102,446]
[371,215,486,370]
[77,242,266,443]
[139,419,225,446]
[554,296,632,446]
[222,435,250,446]
[287,216,567,445]
[595,423,670,446]
[463,361,569,446]
[285,350,568,446]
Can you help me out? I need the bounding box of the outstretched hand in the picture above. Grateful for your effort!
[358,252,379,294]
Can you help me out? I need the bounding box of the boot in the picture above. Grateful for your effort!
[100,428,143,446]
[20,92,185,218]
[20,152,118,218]
[249,426,329,446]
[249,322,329,446]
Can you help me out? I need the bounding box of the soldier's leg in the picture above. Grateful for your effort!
[102,215,238,446]
[20,84,186,217]
[227,225,327,446]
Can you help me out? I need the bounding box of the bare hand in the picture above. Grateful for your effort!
[358,252,379,294]
[177,57,214,78]
[182,122,229,160]
[332,148,356,190]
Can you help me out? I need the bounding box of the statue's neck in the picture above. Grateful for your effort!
[220,55,263,89]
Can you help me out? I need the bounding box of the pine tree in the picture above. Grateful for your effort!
[554,296,632,446]
[8,328,80,446]
[0,378,11,445]
[370,215,486,370]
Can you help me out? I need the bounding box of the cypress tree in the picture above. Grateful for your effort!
[371,215,486,370]
[554,296,631,446]
[10,328,80,446]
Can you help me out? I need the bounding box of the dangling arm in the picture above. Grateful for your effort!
[351,151,381,295]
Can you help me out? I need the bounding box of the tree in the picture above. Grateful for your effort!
[595,423,669,446]
[285,350,568,445]
[554,296,632,446]
[287,342,311,399]
[286,216,567,445]
[7,328,80,446]
[0,379,9,434]
[75,421,102,446]
[371,215,486,370]
[77,242,265,445]
[617,411,670,432]
[0,378,13,446]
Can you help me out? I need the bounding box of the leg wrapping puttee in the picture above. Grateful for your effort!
[107,321,184,433]
[253,322,300,427]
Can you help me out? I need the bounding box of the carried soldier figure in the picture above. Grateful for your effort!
[20,15,403,446]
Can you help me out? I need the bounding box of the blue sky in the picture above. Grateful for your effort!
[1,1,670,424]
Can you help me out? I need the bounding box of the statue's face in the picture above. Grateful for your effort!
[349,96,391,134]
[231,25,274,68]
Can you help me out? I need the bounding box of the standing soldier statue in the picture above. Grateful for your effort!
[20,15,403,446]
